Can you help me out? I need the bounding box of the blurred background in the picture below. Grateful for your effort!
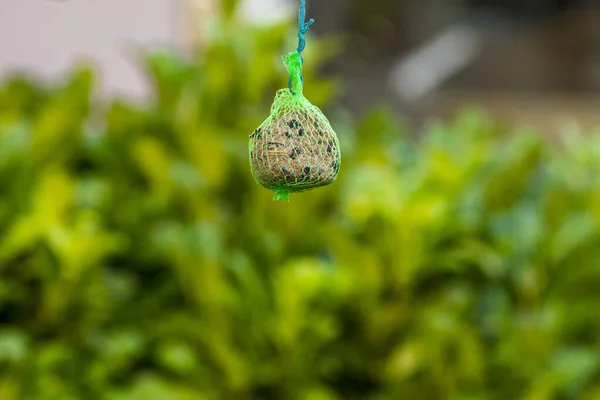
[3,0,600,129]
[1,0,600,399]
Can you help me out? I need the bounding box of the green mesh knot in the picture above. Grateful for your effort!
[285,52,303,95]
[273,190,291,202]
[248,57,341,202]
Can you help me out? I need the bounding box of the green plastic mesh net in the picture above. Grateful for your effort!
[249,8,341,202]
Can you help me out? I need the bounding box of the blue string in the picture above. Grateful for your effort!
[289,0,314,94]
[297,0,314,61]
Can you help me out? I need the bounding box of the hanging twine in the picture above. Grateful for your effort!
[288,0,314,95]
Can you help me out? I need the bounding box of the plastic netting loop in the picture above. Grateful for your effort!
[285,52,304,95]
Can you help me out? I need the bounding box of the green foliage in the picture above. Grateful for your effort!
[2,8,600,400]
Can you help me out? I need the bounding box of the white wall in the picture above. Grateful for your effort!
[0,0,179,99]
[0,0,292,99]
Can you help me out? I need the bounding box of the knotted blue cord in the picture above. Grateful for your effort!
[288,0,314,94]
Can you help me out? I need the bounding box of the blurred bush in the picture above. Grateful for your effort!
[1,3,600,400]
